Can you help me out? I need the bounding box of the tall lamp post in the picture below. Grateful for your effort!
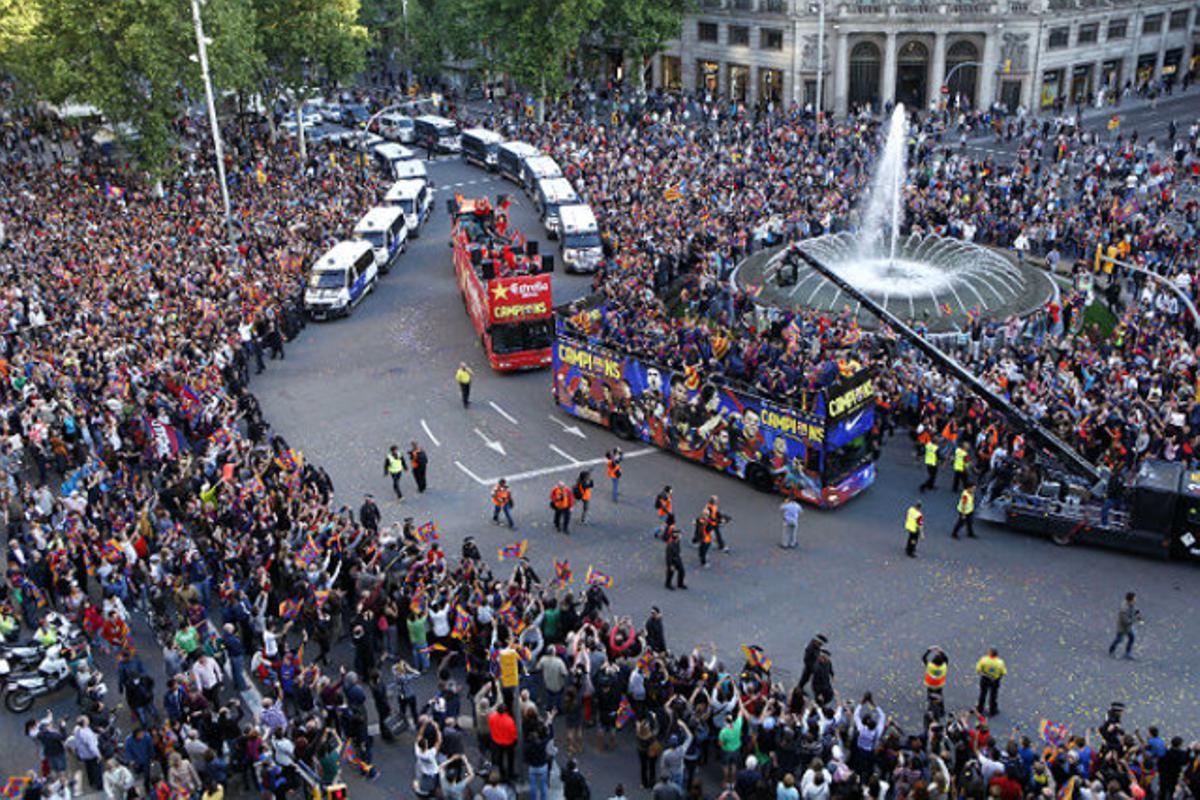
[189,0,234,243]
[815,0,827,123]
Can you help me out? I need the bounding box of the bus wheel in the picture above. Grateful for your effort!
[1051,529,1073,547]
[610,414,635,440]
[744,463,775,493]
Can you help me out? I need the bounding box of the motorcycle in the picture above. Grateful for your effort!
[2,647,102,714]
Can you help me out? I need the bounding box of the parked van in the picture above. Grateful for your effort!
[383,179,433,236]
[520,154,562,194]
[304,240,377,319]
[534,177,580,239]
[559,204,603,273]
[391,159,430,187]
[496,141,539,184]
[372,142,416,178]
[461,128,504,169]
[378,113,415,143]
[414,115,461,152]
[353,206,408,273]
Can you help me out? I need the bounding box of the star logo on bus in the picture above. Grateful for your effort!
[491,284,510,301]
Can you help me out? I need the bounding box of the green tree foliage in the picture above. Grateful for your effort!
[598,0,690,91]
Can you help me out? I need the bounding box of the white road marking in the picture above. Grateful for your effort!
[549,444,581,464]
[454,460,489,484]
[453,447,658,486]
[420,419,441,447]
[489,400,518,425]
[548,414,587,439]
[474,427,507,456]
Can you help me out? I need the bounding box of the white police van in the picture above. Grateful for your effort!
[391,159,430,188]
[461,128,504,170]
[372,142,416,178]
[383,179,433,237]
[559,204,603,273]
[497,141,539,184]
[353,206,408,274]
[534,177,580,239]
[304,240,378,319]
[520,154,562,194]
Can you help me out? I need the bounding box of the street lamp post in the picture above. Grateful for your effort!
[189,0,234,243]
[815,0,826,122]
[941,60,984,107]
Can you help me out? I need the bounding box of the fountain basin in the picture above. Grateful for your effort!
[735,233,1056,333]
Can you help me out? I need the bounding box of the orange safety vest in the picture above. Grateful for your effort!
[606,457,621,479]
[552,487,571,510]
[656,493,672,517]
[577,482,592,502]
[704,502,720,525]
[492,486,510,506]
[924,659,947,689]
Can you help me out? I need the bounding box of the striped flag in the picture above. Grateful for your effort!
[497,540,527,561]
[1039,719,1070,747]
[939,302,954,316]
[615,697,636,729]
[553,559,572,587]
[585,565,614,588]
[415,521,439,543]
[741,644,773,672]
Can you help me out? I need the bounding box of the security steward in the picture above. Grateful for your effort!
[606,449,623,503]
[696,514,714,568]
[905,501,924,557]
[383,445,407,500]
[975,647,1006,717]
[922,646,949,720]
[662,514,687,591]
[573,471,593,524]
[655,485,673,523]
[492,479,514,528]
[551,481,574,535]
[455,362,474,408]
[919,439,940,492]
[703,495,730,553]
[408,441,428,493]
[951,483,977,539]
[952,443,970,492]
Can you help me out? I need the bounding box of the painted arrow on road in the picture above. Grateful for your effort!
[548,415,587,439]
[474,428,507,456]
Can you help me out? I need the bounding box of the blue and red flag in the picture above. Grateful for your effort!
[497,540,527,561]
[585,565,614,588]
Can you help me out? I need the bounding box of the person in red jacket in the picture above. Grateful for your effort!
[487,704,518,781]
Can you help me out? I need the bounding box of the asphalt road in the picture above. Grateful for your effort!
[8,151,1199,800]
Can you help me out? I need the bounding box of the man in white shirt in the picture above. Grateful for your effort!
[780,498,803,550]
[191,653,223,705]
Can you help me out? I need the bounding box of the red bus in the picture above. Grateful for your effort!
[451,196,554,371]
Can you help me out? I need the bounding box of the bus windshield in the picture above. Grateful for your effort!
[490,319,553,354]
[823,435,870,485]
[564,232,602,250]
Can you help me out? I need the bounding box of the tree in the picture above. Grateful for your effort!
[255,0,369,158]
[474,0,604,122]
[598,0,689,94]
[5,0,259,175]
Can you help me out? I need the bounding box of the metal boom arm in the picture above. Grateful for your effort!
[794,249,1104,485]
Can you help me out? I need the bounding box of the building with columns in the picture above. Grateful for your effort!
[649,0,1200,116]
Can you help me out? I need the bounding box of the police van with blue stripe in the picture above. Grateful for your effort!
[353,206,408,274]
[304,240,378,319]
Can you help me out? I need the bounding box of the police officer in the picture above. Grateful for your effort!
[951,483,977,539]
[408,441,428,493]
[975,647,1006,717]
[952,443,970,492]
[383,445,407,500]
[455,362,474,408]
[663,514,687,591]
[919,440,940,492]
[359,494,381,534]
[905,501,924,557]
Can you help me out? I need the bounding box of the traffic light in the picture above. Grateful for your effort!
[326,784,347,800]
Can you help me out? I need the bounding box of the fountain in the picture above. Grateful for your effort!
[734,104,1054,333]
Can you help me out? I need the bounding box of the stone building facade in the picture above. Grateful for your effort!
[647,0,1200,115]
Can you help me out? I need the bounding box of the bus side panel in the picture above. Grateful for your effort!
[552,328,832,504]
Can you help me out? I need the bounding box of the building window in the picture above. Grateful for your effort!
[761,28,784,50]
[731,0,753,9]
[698,21,719,42]
[729,64,750,101]
[759,67,784,104]
[1107,18,1127,39]
[1047,27,1070,49]
[1077,23,1098,44]
[1143,13,1162,34]
[1041,68,1064,108]
[1170,9,1189,29]
[729,25,751,46]
[761,0,786,11]
[661,55,682,91]
[697,60,720,94]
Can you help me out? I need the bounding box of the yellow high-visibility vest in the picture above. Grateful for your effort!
[386,454,406,474]
[954,447,967,472]
[924,441,939,466]
[455,367,471,385]
[958,489,975,515]
[905,506,922,533]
